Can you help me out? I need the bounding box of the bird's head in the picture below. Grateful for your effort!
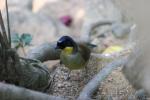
[55,36,78,53]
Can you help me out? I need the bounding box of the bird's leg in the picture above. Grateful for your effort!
[64,70,71,81]
[59,60,62,64]
[84,65,88,77]
[85,65,88,74]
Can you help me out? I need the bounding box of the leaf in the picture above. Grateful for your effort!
[11,33,20,43]
[14,43,21,49]
[103,45,123,55]
[20,33,32,46]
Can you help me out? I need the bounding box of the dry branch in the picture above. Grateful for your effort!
[78,57,127,100]
[26,42,60,62]
[81,20,113,42]
[0,82,67,100]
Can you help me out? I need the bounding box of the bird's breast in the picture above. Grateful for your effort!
[60,52,86,70]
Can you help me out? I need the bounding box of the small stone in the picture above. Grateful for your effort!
[57,83,64,88]
[107,77,113,82]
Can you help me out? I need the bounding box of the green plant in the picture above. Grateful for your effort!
[11,33,32,55]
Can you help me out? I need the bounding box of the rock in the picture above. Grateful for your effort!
[112,23,133,38]
[8,0,33,10]
[80,0,123,42]
[5,9,56,45]
[2,9,70,56]
[34,0,84,36]
[33,0,59,12]
[83,0,122,22]
[1,0,33,11]
[5,8,71,44]
[33,0,83,18]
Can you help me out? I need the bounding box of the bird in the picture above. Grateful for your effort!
[55,36,92,70]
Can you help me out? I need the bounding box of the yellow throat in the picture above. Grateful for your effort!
[63,47,73,55]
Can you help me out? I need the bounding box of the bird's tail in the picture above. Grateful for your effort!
[86,43,97,49]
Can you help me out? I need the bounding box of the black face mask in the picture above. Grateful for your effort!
[56,36,76,50]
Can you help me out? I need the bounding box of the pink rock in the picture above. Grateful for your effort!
[60,15,72,27]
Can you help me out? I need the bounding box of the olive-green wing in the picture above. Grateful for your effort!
[78,44,91,61]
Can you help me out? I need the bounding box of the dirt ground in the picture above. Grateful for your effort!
[44,1,137,99]
[1,0,149,99]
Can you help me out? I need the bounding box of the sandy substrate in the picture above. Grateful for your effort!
[1,0,149,99]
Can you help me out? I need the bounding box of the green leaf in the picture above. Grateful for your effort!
[103,45,123,55]
[20,33,32,46]
[14,43,21,49]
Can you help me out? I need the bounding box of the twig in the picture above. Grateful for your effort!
[5,0,11,47]
[77,57,127,100]
[81,20,113,42]
[0,11,7,40]
[0,11,9,48]
[0,31,6,48]
[0,82,68,100]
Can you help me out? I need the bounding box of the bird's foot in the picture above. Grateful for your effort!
[64,75,70,81]
[64,71,71,81]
